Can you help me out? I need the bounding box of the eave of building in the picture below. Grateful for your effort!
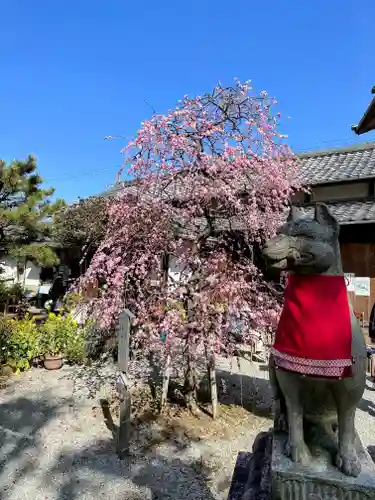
[352,87,375,135]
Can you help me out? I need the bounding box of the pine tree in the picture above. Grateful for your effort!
[0,155,65,268]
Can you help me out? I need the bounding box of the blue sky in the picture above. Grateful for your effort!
[1,1,374,202]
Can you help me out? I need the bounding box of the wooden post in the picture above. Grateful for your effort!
[160,252,170,411]
[370,355,375,378]
[207,351,218,419]
[116,308,135,459]
[160,354,171,410]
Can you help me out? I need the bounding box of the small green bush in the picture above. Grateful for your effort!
[65,327,86,364]
[62,292,84,313]
[39,312,86,364]
[3,316,41,372]
[0,316,15,365]
[38,315,64,357]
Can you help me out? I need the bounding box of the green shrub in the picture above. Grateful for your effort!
[39,313,69,356]
[65,327,86,364]
[59,313,86,364]
[0,316,15,365]
[62,292,84,313]
[39,312,86,364]
[5,316,41,372]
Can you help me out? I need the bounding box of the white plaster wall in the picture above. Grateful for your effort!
[168,241,195,285]
[148,256,191,288]
[0,255,41,291]
[168,256,183,282]
[168,256,191,286]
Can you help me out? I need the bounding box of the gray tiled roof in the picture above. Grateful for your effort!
[167,199,375,235]
[99,143,375,226]
[102,142,375,200]
[297,142,375,185]
[302,199,375,224]
[98,182,131,198]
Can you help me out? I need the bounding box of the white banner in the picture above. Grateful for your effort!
[354,277,370,297]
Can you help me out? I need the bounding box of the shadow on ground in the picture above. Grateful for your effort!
[43,439,221,500]
[7,367,375,499]
[365,375,375,391]
[196,366,273,420]
[40,398,230,500]
[358,397,375,418]
[215,369,273,418]
[0,384,232,500]
[0,388,68,498]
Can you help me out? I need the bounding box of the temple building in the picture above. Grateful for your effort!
[294,142,375,322]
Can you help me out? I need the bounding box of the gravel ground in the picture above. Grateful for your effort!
[0,359,271,500]
[1,358,374,500]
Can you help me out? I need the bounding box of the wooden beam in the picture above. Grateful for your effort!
[369,179,375,198]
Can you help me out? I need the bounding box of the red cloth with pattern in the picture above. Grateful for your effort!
[272,274,352,378]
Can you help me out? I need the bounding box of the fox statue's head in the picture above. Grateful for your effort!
[262,203,341,275]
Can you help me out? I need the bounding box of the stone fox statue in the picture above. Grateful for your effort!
[262,203,366,477]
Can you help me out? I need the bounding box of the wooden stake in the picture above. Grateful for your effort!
[116,308,134,459]
[207,352,218,419]
[160,354,171,410]
[116,373,131,459]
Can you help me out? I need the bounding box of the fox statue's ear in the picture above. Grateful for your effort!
[287,205,304,222]
[314,203,339,232]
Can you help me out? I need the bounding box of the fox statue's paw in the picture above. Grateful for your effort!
[336,450,361,477]
[285,439,311,466]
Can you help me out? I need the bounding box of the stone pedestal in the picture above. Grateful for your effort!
[272,431,375,500]
[228,430,273,500]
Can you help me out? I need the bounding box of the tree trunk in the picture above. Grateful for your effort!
[184,354,201,416]
[22,257,27,288]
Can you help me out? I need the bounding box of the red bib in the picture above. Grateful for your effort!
[272,274,352,378]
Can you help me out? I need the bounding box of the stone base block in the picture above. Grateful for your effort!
[272,431,375,499]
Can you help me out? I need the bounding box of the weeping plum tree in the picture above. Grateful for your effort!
[80,80,301,413]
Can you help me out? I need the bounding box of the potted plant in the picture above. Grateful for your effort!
[39,313,66,370]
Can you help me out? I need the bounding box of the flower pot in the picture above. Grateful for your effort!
[43,354,63,370]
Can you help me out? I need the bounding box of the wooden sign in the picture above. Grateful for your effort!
[117,308,135,372]
[116,308,135,459]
